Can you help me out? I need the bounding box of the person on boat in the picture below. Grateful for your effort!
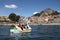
[22,25,25,29]
[18,24,24,30]
[24,23,28,29]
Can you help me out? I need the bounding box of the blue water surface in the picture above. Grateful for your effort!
[0,25,60,40]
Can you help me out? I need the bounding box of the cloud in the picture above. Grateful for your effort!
[5,4,17,8]
[33,12,38,14]
[57,11,60,12]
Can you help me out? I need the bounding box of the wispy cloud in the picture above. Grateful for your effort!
[33,12,38,14]
[57,11,60,12]
[4,4,17,8]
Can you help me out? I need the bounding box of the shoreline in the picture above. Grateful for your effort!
[0,23,60,26]
[40,23,60,25]
[28,23,60,25]
[0,23,19,26]
[29,24,40,25]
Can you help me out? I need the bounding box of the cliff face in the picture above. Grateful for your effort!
[30,8,60,24]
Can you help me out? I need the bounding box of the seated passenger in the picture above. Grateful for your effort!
[18,24,23,30]
[22,25,25,28]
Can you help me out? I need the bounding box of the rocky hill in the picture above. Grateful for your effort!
[31,8,60,24]
[33,8,60,17]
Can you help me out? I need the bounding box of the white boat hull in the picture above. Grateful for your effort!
[10,24,32,33]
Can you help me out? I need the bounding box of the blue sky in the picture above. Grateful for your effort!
[0,0,60,17]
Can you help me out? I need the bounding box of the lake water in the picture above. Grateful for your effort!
[0,25,60,40]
